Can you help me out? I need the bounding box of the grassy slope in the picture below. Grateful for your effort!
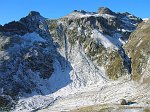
[125,20,150,80]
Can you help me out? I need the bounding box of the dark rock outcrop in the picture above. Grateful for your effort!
[0,21,29,35]
[28,11,41,16]
[120,99,128,105]
[0,95,13,110]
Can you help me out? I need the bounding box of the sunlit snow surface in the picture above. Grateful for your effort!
[91,29,121,50]
[15,78,150,112]
[143,18,150,22]
[14,32,150,111]
[64,11,116,19]
[21,32,46,43]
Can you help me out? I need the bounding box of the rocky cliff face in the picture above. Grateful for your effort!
[47,7,142,80]
[0,8,146,111]
[0,12,71,110]
[125,19,150,81]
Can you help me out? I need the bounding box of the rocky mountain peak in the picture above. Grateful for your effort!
[18,11,49,37]
[0,11,45,36]
[98,7,115,15]
[22,10,44,21]
[28,11,41,17]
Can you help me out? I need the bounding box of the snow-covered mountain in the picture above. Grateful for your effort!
[0,7,149,111]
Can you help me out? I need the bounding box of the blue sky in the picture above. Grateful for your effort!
[0,0,149,25]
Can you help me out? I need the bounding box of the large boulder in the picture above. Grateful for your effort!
[120,99,128,105]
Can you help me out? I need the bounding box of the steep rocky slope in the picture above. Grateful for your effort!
[125,19,150,81]
[48,7,141,80]
[0,7,149,111]
[0,11,71,110]
[69,19,150,112]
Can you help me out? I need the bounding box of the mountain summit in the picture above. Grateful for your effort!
[28,11,41,16]
[98,7,115,15]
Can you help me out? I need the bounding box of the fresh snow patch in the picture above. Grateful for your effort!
[38,80,150,112]
[14,40,108,111]
[65,11,115,19]
[21,32,46,43]
[91,29,120,50]
[143,18,150,22]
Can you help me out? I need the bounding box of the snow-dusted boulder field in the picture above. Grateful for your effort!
[0,7,150,111]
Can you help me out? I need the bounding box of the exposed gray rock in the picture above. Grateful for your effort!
[98,7,115,15]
